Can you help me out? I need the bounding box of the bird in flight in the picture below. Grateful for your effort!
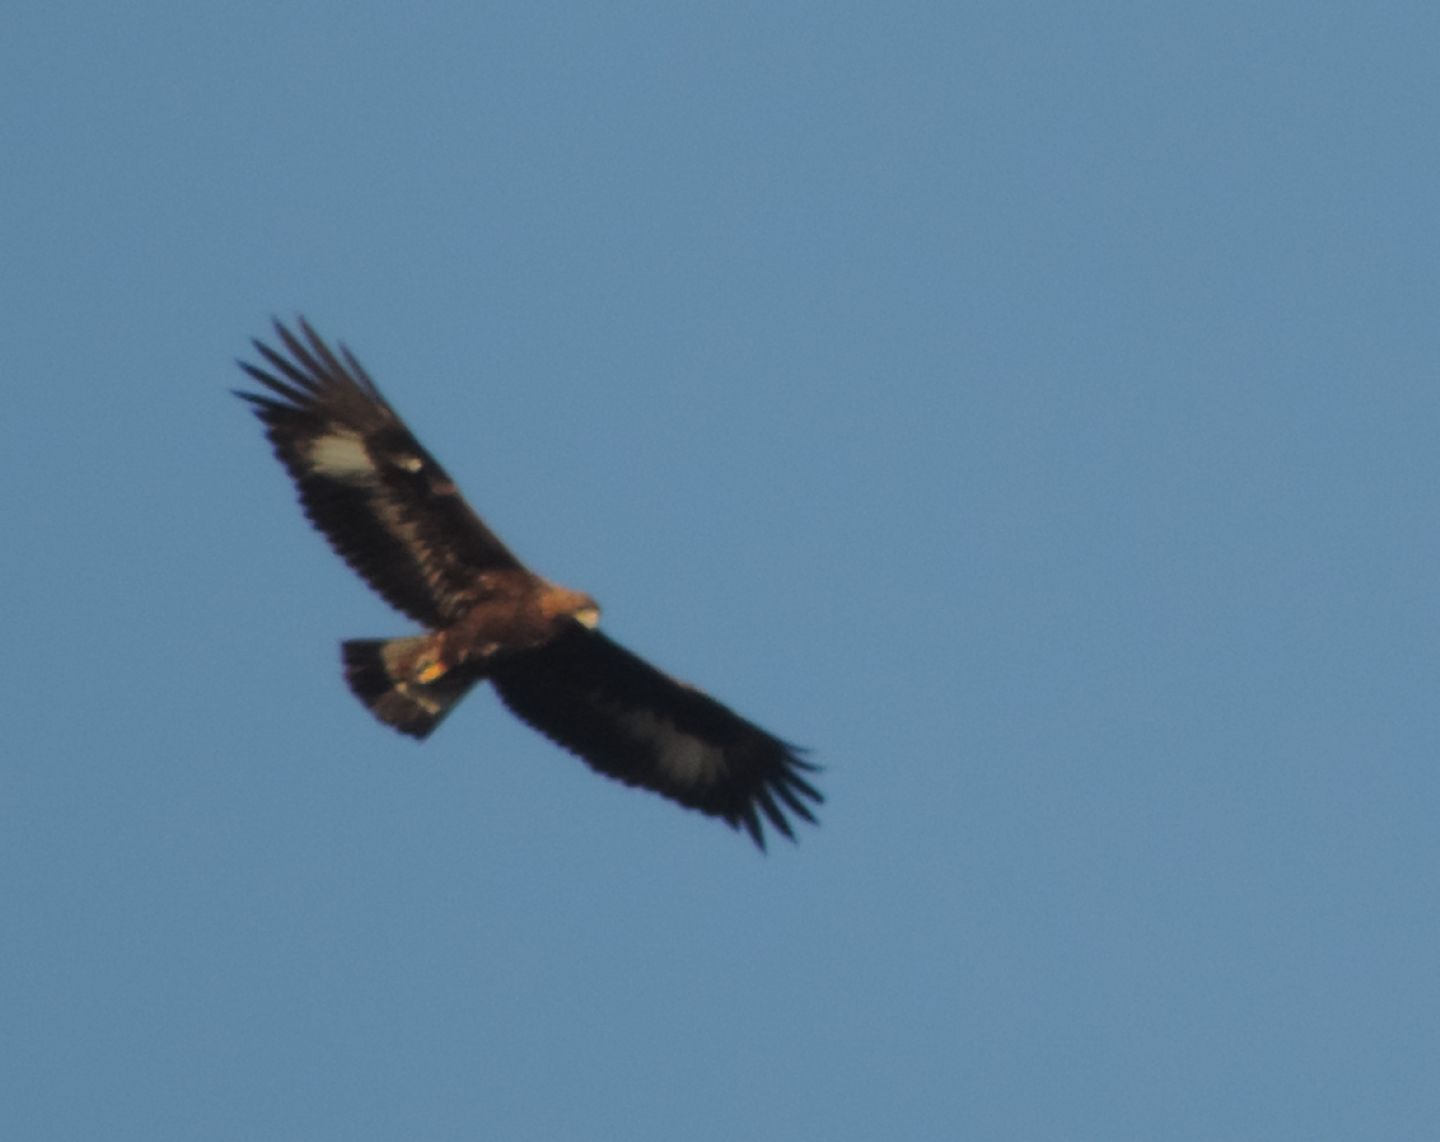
[236,319,820,848]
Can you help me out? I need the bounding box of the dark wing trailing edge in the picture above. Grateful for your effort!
[235,318,524,627]
[492,626,822,848]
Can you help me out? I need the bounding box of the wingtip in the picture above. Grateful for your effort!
[737,807,769,852]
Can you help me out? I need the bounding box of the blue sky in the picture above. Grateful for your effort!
[5,3,1439,1138]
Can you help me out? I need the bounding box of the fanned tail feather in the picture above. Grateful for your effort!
[341,636,476,739]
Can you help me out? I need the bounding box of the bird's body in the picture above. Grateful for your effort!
[236,319,820,847]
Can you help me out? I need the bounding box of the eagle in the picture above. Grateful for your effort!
[236,319,820,848]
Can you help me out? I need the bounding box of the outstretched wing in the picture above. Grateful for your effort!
[236,318,524,627]
[492,627,821,849]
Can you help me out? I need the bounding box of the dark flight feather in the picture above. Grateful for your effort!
[493,627,819,848]
[236,318,522,627]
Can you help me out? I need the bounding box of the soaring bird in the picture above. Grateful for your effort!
[236,319,820,848]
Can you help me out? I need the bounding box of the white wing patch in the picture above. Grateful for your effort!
[614,707,728,788]
[308,431,374,483]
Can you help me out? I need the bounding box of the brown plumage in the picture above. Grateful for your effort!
[236,318,820,848]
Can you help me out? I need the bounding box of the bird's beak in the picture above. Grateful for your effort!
[575,605,601,629]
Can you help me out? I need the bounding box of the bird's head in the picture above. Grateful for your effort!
[572,598,601,629]
[540,582,602,630]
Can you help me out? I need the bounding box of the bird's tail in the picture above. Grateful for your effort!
[341,636,477,739]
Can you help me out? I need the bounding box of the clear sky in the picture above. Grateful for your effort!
[4,3,1438,1138]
